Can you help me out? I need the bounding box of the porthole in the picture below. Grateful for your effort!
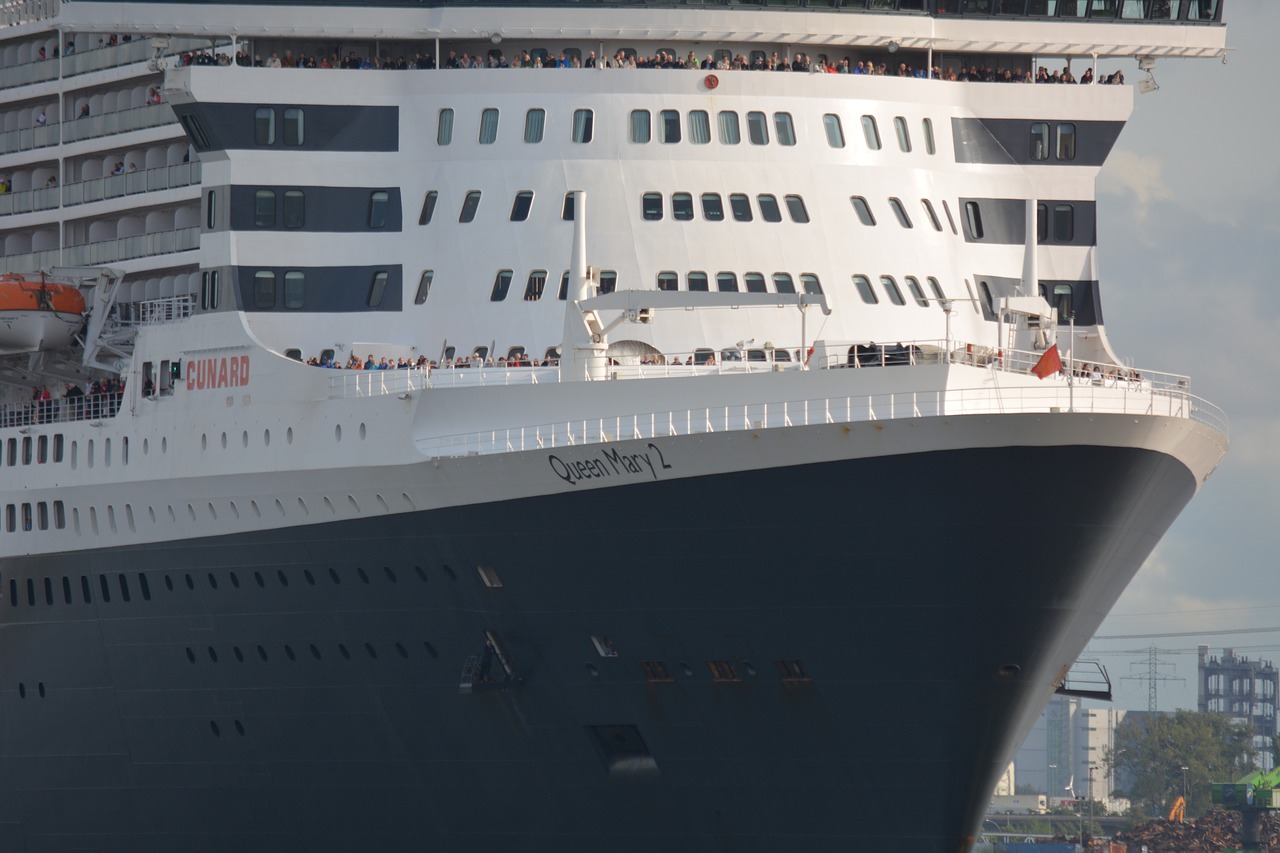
[234,720,245,736]
[17,683,25,698]
[365,643,378,659]
[257,645,268,661]
[277,570,288,586]
[335,424,342,441]
[348,495,360,512]
[143,438,149,455]
[304,569,315,585]
[207,502,217,520]
[185,574,195,590]
[359,423,367,440]
[167,505,176,522]
[210,721,221,737]
[230,571,240,588]
[254,571,265,588]
[165,575,175,591]
[395,642,408,659]
[208,646,218,662]
[339,643,351,660]
[185,647,196,663]
[147,506,156,523]
[241,431,248,448]
[275,499,285,516]
[264,429,271,446]
[357,568,370,584]
[201,434,207,451]
[220,432,227,449]
[328,567,341,584]
[384,566,397,583]
[187,504,196,521]
[234,646,244,662]
[297,497,307,514]
[161,436,168,453]
[250,500,261,517]
[38,682,45,697]
[310,644,321,660]
[229,501,239,519]
[414,566,428,583]
[424,641,438,658]
[207,572,218,590]
[376,495,389,512]
[443,565,457,581]
[286,427,294,444]
[323,496,335,515]
[284,645,296,661]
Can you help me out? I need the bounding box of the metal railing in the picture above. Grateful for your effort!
[0,162,200,216]
[0,226,200,275]
[0,392,123,429]
[137,295,195,325]
[0,123,59,155]
[418,381,1224,459]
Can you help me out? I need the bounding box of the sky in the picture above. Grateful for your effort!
[1079,2,1280,713]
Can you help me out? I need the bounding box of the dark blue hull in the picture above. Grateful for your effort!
[0,442,1196,852]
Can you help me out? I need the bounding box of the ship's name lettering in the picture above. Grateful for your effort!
[548,444,672,486]
[186,355,250,391]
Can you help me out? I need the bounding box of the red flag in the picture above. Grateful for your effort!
[1031,344,1062,379]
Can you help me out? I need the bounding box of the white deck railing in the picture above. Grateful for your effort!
[416,379,1223,459]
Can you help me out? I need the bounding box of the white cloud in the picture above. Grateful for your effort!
[1098,150,1174,226]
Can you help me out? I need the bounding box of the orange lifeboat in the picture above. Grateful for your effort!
[0,273,86,354]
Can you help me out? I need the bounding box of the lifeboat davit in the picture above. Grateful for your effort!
[0,273,86,354]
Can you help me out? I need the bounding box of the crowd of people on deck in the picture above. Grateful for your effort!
[0,379,126,427]
[164,44,1127,86]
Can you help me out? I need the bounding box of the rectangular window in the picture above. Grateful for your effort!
[1056,123,1076,161]
[572,109,593,143]
[659,109,681,144]
[53,435,63,463]
[437,108,454,145]
[687,271,708,291]
[282,108,304,146]
[894,116,912,152]
[414,270,433,304]
[776,660,811,683]
[419,190,438,226]
[557,271,569,300]
[368,190,389,229]
[1053,204,1075,241]
[701,193,724,221]
[718,111,741,145]
[523,108,545,143]
[254,190,276,227]
[523,269,547,301]
[861,115,881,150]
[905,275,929,307]
[254,107,275,145]
[642,661,674,683]
[850,196,876,226]
[479,108,499,144]
[773,273,796,294]
[853,274,878,304]
[283,190,304,228]
[757,194,782,223]
[922,117,936,155]
[53,500,65,529]
[657,271,679,292]
[687,110,710,145]
[36,435,47,464]
[642,192,663,221]
[253,271,276,309]
[921,199,942,231]
[774,112,796,146]
[744,272,767,293]
[367,271,388,307]
[629,109,651,143]
[1030,122,1050,161]
[928,276,951,311]
[800,274,822,295]
[716,272,739,293]
[746,111,769,145]
[823,114,845,148]
[460,190,481,223]
[490,269,513,301]
[510,190,534,222]
[964,201,984,239]
[598,271,617,294]
[729,193,752,222]
[205,189,216,229]
[888,197,913,228]
[942,199,958,235]
[561,193,575,221]
[182,115,211,151]
[284,271,304,309]
[672,192,694,221]
[785,195,809,224]
[1037,203,1048,242]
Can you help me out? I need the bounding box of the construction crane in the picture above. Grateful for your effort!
[1211,767,1280,852]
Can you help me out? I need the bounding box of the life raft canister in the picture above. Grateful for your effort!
[704,74,719,90]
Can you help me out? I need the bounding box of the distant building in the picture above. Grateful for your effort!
[1198,646,1278,772]
[1009,695,1126,811]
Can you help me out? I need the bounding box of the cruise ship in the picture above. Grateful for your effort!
[0,1,1229,850]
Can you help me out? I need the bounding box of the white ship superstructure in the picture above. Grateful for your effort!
[0,2,1228,851]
